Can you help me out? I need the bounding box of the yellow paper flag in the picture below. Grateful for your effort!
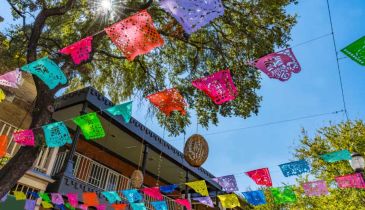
[217,194,240,208]
[42,201,54,209]
[13,191,26,200]
[0,89,5,102]
[185,180,209,196]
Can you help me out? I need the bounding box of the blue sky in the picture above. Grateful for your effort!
[1,0,365,192]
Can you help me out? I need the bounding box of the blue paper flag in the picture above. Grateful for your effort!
[279,160,310,177]
[131,203,147,210]
[122,189,142,203]
[21,57,67,89]
[24,199,36,210]
[160,184,178,194]
[106,101,133,123]
[151,201,168,210]
[101,191,121,204]
[27,192,39,199]
[42,122,72,147]
[320,150,351,163]
[242,190,266,206]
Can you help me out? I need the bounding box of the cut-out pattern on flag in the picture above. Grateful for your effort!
[245,168,272,187]
[185,180,209,196]
[217,194,240,208]
[73,112,105,140]
[252,48,301,81]
[0,135,8,158]
[335,173,365,189]
[341,36,365,66]
[39,193,51,202]
[212,175,239,193]
[42,122,72,147]
[141,187,163,200]
[302,180,329,197]
[105,10,164,61]
[0,69,22,88]
[151,201,168,210]
[122,189,142,203]
[101,191,122,204]
[270,186,297,204]
[111,203,128,210]
[192,197,214,208]
[13,191,26,200]
[175,199,191,210]
[20,57,67,89]
[13,129,35,147]
[41,201,54,209]
[51,193,64,205]
[159,184,178,193]
[279,160,310,177]
[96,204,107,210]
[159,0,224,34]
[242,190,266,206]
[147,88,187,116]
[66,193,78,207]
[131,203,147,210]
[82,192,99,207]
[106,101,133,123]
[0,88,5,103]
[25,199,36,210]
[320,150,351,163]
[192,69,238,105]
[59,36,93,65]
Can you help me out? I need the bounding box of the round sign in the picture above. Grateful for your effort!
[184,134,209,167]
[131,170,144,188]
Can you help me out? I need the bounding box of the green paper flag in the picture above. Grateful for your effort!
[38,193,51,202]
[106,101,133,123]
[320,150,351,163]
[341,36,365,66]
[73,112,105,140]
[269,186,296,204]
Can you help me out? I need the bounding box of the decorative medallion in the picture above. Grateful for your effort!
[184,134,209,167]
[131,170,144,188]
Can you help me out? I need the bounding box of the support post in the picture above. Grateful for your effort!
[141,144,149,175]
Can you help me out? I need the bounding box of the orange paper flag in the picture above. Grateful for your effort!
[83,192,99,207]
[111,203,128,210]
[0,135,8,158]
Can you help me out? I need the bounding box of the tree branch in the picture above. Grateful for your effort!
[6,0,29,40]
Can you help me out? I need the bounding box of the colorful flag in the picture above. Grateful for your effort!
[141,187,163,200]
[159,184,178,194]
[96,204,107,210]
[0,69,22,88]
[0,135,8,158]
[72,112,105,140]
[38,192,51,202]
[151,201,168,210]
[66,193,78,207]
[335,173,365,189]
[82,192,99,207]
[51,193,64,205]
[59,36,93,65]
[270,186,297,204]
[252,48,301,81]
[320,150,351,163]
[279,160,310,177]
[111,203,128,210]
[192,196,214,208]
[175,199,191,210]
[159,0,224,34]
[122,189,142,203]
[13,191,26,200]
[41,201,54,209]
[341,36,365,65]
[20,57,67,89]
[106,101,133,123]
[65,203,76,210]
[245,168,272,187]
[185,180,209,196]
[0,88,5,103]
[212,175,239,193]
[242,190,266,206]
[217,194,240,208]
[131,203,147,210]
[302,180,329,196]
[24,199,36,210]
[192,69,238,105]
[42,122,72,147]
[101,191,121,204]
[146,88,187,116]
[0,194,8,203]
[105,10,164,61]
[13,129,35,147]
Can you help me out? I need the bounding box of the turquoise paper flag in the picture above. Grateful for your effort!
[21,57,67,89]
[106,101,133,123]
[122,189,142,203]
[131,203,147,210]
[151,201,168,210]
[73,112,105,140]
[42,122,72,147]
[320,150,351,163]
[101,191,121,204]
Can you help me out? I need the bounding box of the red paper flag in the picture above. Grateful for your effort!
[245,168,272,187]
[111,203,128,210]
[146,88,187,116]
[192,69,238,105]
[59,36,93,65]
[335,173,365,189]
[82,192,99,207]
[0,135,8,158]
[175,199,191,210]
[105,10,164,61]
[141,187,164,200]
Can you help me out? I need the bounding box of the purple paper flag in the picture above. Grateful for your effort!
[24,199,37,210]
[302,180,329,197]
[212,175,238,193]
[192,197,214,208]
[0,69,22,88]
[51,193,64,205]
[0,194,7,203]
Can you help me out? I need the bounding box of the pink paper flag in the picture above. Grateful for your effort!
[66,193,78,207]
[335,173,365,189]
[175,199,191,210]
[141,187,164,200]
[59,37,93,65]
[51,193,64,205]
[302,180,329,196]
[79,204,88,210]
[0,69,22,88]
[13,129,35,146]
[252,48,301,81]
[97,204,107,210]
